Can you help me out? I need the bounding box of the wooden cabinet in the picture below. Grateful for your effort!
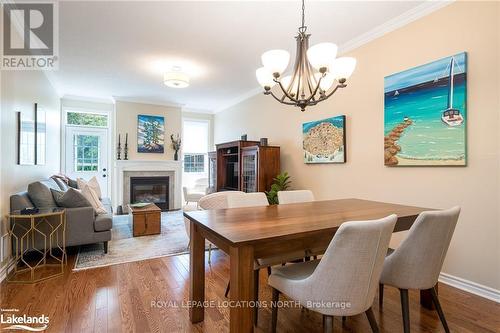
[207,151,217,194]
[241,146,281,193]
[128,204,161,237]
[210,140,280,193]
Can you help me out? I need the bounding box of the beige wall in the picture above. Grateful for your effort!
[0,70,61,268]
[215,2,500,290]
[115,101,182,161]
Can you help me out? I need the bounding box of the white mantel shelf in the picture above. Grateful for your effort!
[113,160,183,210]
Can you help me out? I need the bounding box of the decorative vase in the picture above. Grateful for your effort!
[174,150,179,161]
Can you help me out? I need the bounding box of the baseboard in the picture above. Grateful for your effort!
[439,272,500,303]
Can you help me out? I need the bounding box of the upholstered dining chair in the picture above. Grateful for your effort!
[268,215,397,333]
[379,206,460,333]
[277,190,315,204]
[225,192,308,325]
[184,191,244,263]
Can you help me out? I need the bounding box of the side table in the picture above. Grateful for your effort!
[7,208,67,283]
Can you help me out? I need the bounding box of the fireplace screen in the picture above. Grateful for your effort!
[130,176,169,211]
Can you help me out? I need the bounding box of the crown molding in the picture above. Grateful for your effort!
[339,0,454,54]
[214,0,454,114]
[112,96,184,109]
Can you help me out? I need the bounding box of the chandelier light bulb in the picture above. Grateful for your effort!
[330,57,357,81]
[319,73,335,91]
[261,49,290,76]
[307,42,338,72]
[256,67,276,89]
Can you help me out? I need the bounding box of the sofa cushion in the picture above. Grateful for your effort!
[27,179,60,208]
[94,214,112,232]
[51,188,91,208]
[51,177,69,191]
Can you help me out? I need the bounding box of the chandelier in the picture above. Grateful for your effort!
[256,0,356,111]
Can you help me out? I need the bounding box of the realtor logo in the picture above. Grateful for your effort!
[1,2,58,70]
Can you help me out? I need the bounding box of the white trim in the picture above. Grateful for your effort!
[113,96,184,109]
[62,95,115,105]
[339,0,453,54]
[439,272,500,303]
[213,0,454,114]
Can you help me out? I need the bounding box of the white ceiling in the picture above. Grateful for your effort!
[53,0,440,112]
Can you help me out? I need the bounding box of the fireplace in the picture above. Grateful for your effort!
[130,176,170,211]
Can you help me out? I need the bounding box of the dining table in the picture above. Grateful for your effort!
[183,198,432,333]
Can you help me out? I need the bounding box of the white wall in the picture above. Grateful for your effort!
[215,2,500,291]
[0,70,61,270]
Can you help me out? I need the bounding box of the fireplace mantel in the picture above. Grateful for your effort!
[113,160,182,210]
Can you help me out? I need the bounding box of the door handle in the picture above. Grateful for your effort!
[103,168,107,172]
[103,174,107,178]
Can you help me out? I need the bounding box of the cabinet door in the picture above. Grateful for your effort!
[208,155,217,193]
[241,150,258,193]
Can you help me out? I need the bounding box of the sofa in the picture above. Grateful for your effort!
[10,178,112,253]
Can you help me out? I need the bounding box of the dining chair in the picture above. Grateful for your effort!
[268,214,397,333]
[184,191,245,263]
[277,190,315,204]
[225,192,308,325]
[379,206,460,333]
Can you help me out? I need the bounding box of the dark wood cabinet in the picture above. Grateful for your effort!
[207,151,217,194]
[211,140,280,192]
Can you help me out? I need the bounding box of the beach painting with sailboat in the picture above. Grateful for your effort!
[384,52,467,166]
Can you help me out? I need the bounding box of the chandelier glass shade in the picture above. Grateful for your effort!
[256,0,356,111]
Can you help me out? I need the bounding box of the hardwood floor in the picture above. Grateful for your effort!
[1,250,499,332]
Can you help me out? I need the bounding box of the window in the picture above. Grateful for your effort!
[184,154,205,173]
[74,134,99,171]
[67,112,108,127]
[183,120,209,173]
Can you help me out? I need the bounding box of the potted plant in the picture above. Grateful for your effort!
[265,172,291,205]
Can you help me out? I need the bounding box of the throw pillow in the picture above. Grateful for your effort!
[51,188,91,208]
[51,176,69,191]
[76,177,87,190]
[87,176,102,199]
[27,179,60,208]
[81,184,107,215]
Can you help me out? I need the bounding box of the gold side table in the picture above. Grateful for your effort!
[7,208,67,283]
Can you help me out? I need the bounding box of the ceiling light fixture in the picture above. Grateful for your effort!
[164,66,190,88]
[256,0,356,111]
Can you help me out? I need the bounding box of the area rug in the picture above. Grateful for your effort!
[74,209,192,270]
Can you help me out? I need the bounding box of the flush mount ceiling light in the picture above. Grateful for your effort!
[256,0,357,111]
[164,66,190,88]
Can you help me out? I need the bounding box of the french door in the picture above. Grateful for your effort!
[64,126,109,197]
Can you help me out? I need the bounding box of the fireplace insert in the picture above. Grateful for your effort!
[130,176,169,211]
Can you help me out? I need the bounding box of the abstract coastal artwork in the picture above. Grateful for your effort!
[384,52,467,166]
[303,115,346,164]
[137,115,165,153]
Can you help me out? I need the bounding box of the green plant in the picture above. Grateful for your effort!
[265,172,291,204]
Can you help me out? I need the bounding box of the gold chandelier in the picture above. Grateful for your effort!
[256,0,356,111]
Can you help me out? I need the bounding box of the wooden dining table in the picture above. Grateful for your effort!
[183,198,432,333]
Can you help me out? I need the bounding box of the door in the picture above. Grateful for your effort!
[65,126,109,197]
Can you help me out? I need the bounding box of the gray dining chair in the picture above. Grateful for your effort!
[277,190,315,204]
[379,206,460,333]
[269,214,397,333]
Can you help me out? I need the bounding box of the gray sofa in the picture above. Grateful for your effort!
[10,178,112,253]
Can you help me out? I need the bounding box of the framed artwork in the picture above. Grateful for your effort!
[137,115,165,153]
[303,115,346,164]
[17,111,35,165]
[384,52,467,166]
[35,103,46,165]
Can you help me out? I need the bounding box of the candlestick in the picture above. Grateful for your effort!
[124,133,129,160]
[117,134,121,160]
